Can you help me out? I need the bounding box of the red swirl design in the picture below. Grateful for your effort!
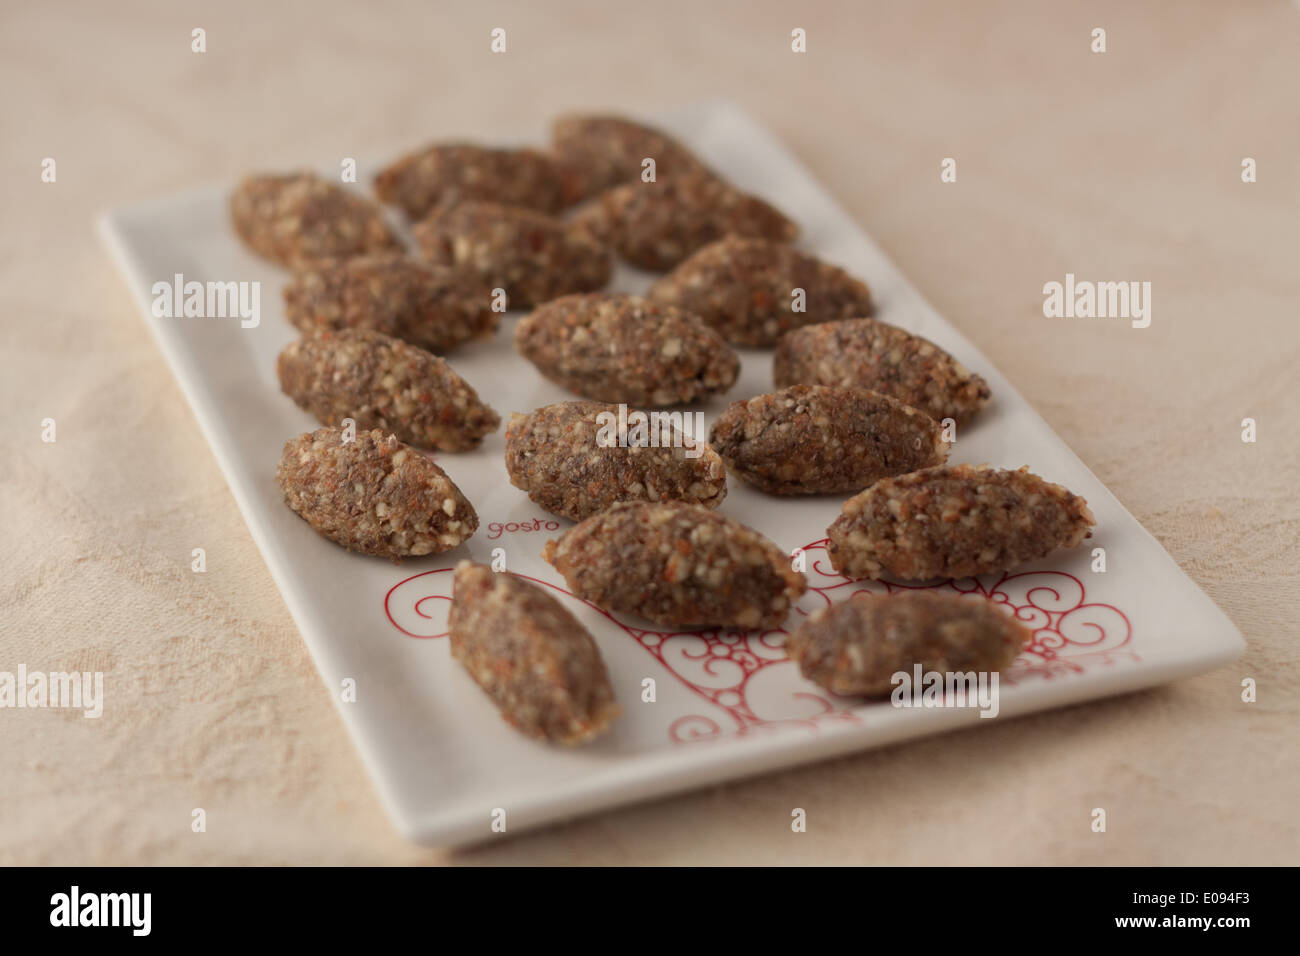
[384,539,1136,742]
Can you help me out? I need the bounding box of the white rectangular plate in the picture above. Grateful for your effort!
[99,102,1243,847]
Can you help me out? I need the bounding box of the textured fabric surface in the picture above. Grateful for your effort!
[1,0,1296,865]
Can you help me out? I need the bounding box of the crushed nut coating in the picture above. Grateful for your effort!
[374,143,580,220]
[774,318,991,425]
[551,114,711,200]
[708,385,948,496]
[505,401,727,521]
[827,464,1095,581]
[573,171,799,271]
[277,329,500,452]
[542,501,806,630]
[648,236,875,347]
[448,562,619,745]
[413,200,612,309]
[786,591,1031,697]
[230,172,400,268]
[282,254,498,355]
[276,426,478,558]
[514,293,740,406]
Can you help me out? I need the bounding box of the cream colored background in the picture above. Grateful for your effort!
[2,0,1297,865]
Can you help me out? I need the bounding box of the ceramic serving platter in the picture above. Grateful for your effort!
[98,101,1243,847]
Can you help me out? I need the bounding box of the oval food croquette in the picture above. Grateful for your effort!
[276,329,500,452]
[785,590,1032,697]
[505,400,727,521]
[708,385,948,495]
[513,293,739,406]
[282,253,498,355]
[826,464,1095,581]
[412,200,611,310]
[230,172,400,268]
[449,562,619,745]
[551,113,712,199]
[774,318,991,425]
[543,501,805,630]
[277,426,477,558]
[375,143,579,219]
[647,236,874,347]
[573,170,798,271]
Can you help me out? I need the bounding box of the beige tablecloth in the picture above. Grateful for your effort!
[2,0,1296,865]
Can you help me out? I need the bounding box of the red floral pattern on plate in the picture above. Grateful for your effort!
[384,540,1135,742]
